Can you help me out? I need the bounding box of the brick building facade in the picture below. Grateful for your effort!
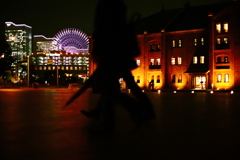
[90,1,240,90]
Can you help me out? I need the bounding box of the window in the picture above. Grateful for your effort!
[217,57,222,63]
[44,66,47,70]
[171,57,175,65]
[178,74,182,83]
[224,37,228,44]
[66,66,69,70]
[151,75,154,82]
[48,66,51,70]
[156,75,160,83]
[137,76,140,83]
[150,44,154,51]
[171,75,176,83]
[52,66,55,70]
[178,40,182,47]
[217,74,222,82]
[194,38,197,46]
[216,37,230,49]
[156,58,160,65]
[178,57,182,65]
[136,59,140,66]
[193,56,197,64]
[200,56,204,64]
[216,23,221,33]
[150,58,154,65]
[224,23,228,32]
[172,40,175,47]
[217,38,221,44]
[201,38,204,45]
[39,66,42,70]
[224,74,229,82]
[156,44,160,51]
[224,57,229,63]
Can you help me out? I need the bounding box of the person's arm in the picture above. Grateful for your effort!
[63,72,95,108]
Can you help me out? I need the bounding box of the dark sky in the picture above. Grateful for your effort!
[3,0,230,37]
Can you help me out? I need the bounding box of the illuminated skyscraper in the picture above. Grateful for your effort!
[5,21,32,62]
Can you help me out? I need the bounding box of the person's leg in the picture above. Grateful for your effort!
[121,70,155,120]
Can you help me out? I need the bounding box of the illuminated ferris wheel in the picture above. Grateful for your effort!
[53,28,89,54]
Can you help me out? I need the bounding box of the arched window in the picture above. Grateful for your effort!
[224,74,229,82]
[178,75,182,83]
[171,75,176,83]
[136,76,140,83]
[157,75,160,83]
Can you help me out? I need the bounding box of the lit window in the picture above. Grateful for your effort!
[74,67,78,70]
[224,57,229,63]
[217,74,222,82]
[48,66,51,70]
[70,66,73,70]
[150,58,154,65]
[39,66,42,70]
[178,74,182,83]
[156,58,160,65]
[200,56,204,64]
[178,40,182,47]
[194,38,197,46]
[216,23,221,33]
[136,59,140,66]
[171,57,175,65]
[224,37,228,44]
[156,44,160,51]
[61,66,64,70]
[193,56,197,64]
[172,40,175,47]
[178,57,182,65]
[201,38,204,45]
[224,23,228,32]
[217,38,221,44]
[224,74,229,82]
[52,66,56,70]
[150,44,154,51]
[44,66,47,70]
[157,75,160,83]
[79,66,82,70]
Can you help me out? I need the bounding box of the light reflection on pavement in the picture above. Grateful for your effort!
[0,89,240,160]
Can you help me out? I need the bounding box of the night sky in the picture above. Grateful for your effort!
[3,0,230,37]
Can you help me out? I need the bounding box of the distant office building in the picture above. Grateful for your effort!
[31,28,90,86]
[5,21,32,61]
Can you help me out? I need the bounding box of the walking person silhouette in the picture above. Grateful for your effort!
[64,0,155,134]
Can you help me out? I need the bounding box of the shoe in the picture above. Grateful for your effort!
[80,110,100,119]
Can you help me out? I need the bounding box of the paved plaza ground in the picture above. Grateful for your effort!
[0,88,239,160]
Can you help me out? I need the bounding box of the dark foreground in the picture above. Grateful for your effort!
[0,89,239,160]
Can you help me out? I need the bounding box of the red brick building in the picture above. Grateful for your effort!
[90,1,240,90]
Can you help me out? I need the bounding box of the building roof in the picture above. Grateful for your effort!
[134,1,232,34]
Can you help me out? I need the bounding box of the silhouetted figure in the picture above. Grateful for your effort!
[64,0,155,134]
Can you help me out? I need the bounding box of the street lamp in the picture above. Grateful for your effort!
[27,55,30,87]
